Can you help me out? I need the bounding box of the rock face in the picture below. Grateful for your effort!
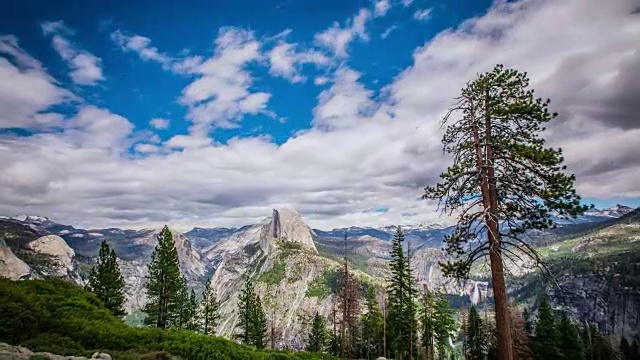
[208,208,375,349]
[27,235,77,278]
[0,238,30,280]
[263,208,318,253]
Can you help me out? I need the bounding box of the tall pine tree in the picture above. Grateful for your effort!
[432,294,456,360]
[361,286,384,359]
[237,277,267,348]
[465,306,487,360]
[306,312,328,353]
[200,277,220,335]
[143,225,183,329]
[557,313,582,360]
[86,240,126,318]
[386,227,418,359]
[420,286,436,360]
[423,65,589,360]
[533,295,560,360]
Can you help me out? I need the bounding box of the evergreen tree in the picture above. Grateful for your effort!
[420,287,436,360]
[200,278,220,335]
[175,276,189,329]
[386,227,418,359]
[143,226,183,329]
[361,287,384,359]
[253,295,267,349]
[423,65,589,360]
[306,312,328,353]
[533,295,560,360]
[237,278,267,348]
[86,240,126,318]
[522,307,532,334]
[186,289,198,331]
[557,313,582,360]
[432,294,456,360]
[583,324,618,360]
[466,306,487,360]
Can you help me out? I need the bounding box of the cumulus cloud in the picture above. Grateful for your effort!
[179,27,274,132]
[374,0,391,17]
[111,30,201,74]
[0,36,74,128]
[41,21,104,85]
[413,8,432,21]
[381,25,398,39]
[0,0,639,231]
[315,8,371,57]
[267,41,330,83]
[150,118,169,130]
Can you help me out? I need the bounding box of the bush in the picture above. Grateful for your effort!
[0,279,334,360]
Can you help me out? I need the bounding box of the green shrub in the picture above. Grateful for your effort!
[0,279,334,360]
[258,262,287,285]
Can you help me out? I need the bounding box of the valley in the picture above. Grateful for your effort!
[1,205,638,350]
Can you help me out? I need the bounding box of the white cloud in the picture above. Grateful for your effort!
[150,118,169,130]
[111,30,201,74]
[314,76,330,85]
[42,21,104,85]
[267,40,330,83]
[179,27,274,132]
[312,67,376,129]
[374,0,390,17]
[413,8,432,21]
[1,0,639,231]
[401,0,414,7]
[381,25,398,39]
[0,36,74,129]
[315,8,371,58]
[134,143,160,153]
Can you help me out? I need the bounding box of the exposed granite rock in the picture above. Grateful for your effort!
[0,237,31,280]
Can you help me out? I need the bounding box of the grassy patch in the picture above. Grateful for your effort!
[258,262,287,285]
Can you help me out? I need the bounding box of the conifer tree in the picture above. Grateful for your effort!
[423,65,589,360]
[432,294,456,360]
[306,312,328,353]
[533,295,559,360]
[186,289,198,331]
[86,240,126,318]
[386,227,418,359]
[361,287,384,359]
[420,286,436,360]
[143,225,183,329]
[201,278,220,335]
[175,276,189,328]
[237,277,267,348]
[522,307,532,334]
[466,306,487,360]
[557,313,582,360]
[338,259,361,359]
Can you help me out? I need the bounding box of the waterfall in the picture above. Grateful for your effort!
[471,281,480,305]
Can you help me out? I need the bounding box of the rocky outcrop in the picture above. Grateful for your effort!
[262,208,318,253]
[0,342,108,360]
[26,235,76,278]
[0,238,30,280]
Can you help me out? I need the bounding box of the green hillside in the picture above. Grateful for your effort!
[0,278,334,360]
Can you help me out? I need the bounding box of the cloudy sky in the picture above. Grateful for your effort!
[0,0,639,231]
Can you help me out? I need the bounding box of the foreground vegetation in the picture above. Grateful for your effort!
[0,278,333,360]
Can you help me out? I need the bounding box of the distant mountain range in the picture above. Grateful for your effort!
[0,204,637,348]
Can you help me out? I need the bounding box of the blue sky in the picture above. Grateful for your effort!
[0,0,639,230]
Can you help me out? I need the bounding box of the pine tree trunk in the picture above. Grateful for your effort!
[484,86,513,360]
